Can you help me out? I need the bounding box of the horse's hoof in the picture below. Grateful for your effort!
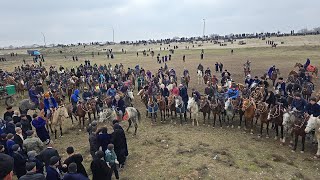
[300,151,304,154]
[266,136,269,139]
[238,126,241,129]
[226,126,229,128]
[291,150,296,153]
[274,136,278,140]
[208,125,210,127]
[79,129,82,132]
[258,135,261,138]
[313,155,320,159]
[231,125,234,128]
[250,132,254,135]
[212,126,215,129]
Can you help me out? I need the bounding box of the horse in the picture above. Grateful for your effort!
[242,98,256,134]
[255,102,270,138]
[295,62,318,77]
[210,97,223,128]
[50,105,69,139]
[99,107,141,135]
[187,97,199,126]
[267,104,284,142]
[19,99,37,114]
[168,95,177,121]
[197,70,203,84]
[71,102,92,130]
[302,82,313,101]
[305,115,320,158]
[200,96,211,126]
[148,96,158,124]
[282,110,296,145]
[203,74,209,85]
[270,68,280,86]
[184,75,190,88]
[87,98,97,122]
[291,116,307,153]
[175,96,186,125]
[224,98,237,128]
[156,94,167,122]
[288,70,298,79]
[16,79,26,98]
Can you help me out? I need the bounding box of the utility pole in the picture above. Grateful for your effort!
[41,32,46,47]
[203,19,206,38]
[112,27,115,43]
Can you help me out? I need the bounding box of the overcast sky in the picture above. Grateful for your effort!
[0,0,319,47]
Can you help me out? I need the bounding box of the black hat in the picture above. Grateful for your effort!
[26,130,34,137]
[310,97,317,102]
[12,144,20,151]
[0,153,14,179]
[66,147,74,154]
[0,133,7,139]
[25,162,36,171]
[6,106,12,110]
[91,121,97,126]
[49,156,60,166]
[68,163,77,173]
[95,150,105,159]
[278,77,283,80]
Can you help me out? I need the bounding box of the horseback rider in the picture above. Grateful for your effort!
[179,84,188,111]
[28,85,40,109]
[304,97,320,117]
[291,93,307,117]
[267,65,276,79]
[204,83,214,101]
[245,75,253,88]
[49,81,59,93]
[227,85,239,100]
[191,88,201,105]
[253,76,261,84]
[137,75,145,91]
[304,58,310,70]
[160,84,169,105]
[221,70,231,78]
[98,73,105,84]
[205,67,211,77]
[71,89,80,114]
[43,92,58,119]
[197,63,204,74]
[274,77,286,96]
[183,68,189,77]
[82,87,92,102]
[112,95,126,120]
[304,72,314,91]
[275,94,289,109]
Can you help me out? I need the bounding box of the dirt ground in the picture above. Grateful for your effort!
[1,35,320,180]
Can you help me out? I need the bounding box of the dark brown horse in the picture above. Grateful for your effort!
[168,95,177,121]
[302,82,313,101]
[210,97,222,128]
[156,94,167,122]
[148,96,157,124]
[200,96,211,126]
[256,102,270,138]
[292,117,307,153]
[267,104,284,141]
[87,98,97,122]
[67,102,92,130]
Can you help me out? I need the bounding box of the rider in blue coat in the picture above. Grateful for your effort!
[227,85,239,100]
[71,89,80,114]
[179,84,188,110]
[245,75,253,87]
[106,84,117,98]
[28,86,39,108]
[43,92,58,118]
[82,87,92,101]
[304,97,320,117]
[304,58,310,69]
[268,65,275,78]
[291,93,307,116]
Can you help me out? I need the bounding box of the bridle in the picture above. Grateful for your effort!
[268,105,283,119]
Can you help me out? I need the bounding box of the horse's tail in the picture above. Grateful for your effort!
[137,109,141,122]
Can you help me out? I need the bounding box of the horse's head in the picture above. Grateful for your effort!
[58,105,69,118]
[224,99,231,110]
[127,91,134,100]
[305,115,318,133]
[187,97,195,110]
[175,96,182,108]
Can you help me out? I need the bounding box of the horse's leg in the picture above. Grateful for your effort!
[60,125,63,137]
[127,119,132,132]
[203,112,206,125]
[184,112,187,123]
[54,128,57,139]
[280,125,284,142]
[219,114,222,128]
[259,122,263,137]
[274,125,279,140]
[160,110,163,122]
[250,118,254,134]
[88,113,91,123]
[213,114,216,127]
[180,113,183,125]
[82,117,85,130]
[301,135,305,153]
[293,134,298,152]
[207,111,211,127]
[134,121,138,135]
[266,122,270,138]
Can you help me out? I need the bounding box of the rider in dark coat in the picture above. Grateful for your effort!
[304,97,320,117]
[179,84,188,110]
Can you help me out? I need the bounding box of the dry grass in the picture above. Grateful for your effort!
[1,35,320,179]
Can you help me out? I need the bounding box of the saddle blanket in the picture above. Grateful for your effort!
[307,65,316,72]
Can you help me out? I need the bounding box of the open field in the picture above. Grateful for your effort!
[1,35,320,180]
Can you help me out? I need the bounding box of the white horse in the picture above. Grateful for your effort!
[305,115,320,158]
[282,110,296,144]
[50,106,69,139]
[167,83,174,92]
[99,107,141,135]
[187,97,199,126]
[197,70,203,84]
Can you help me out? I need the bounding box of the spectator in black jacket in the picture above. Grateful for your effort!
[111,123,128,168]
[13,127,24,148]
[90,151,111,180]
[0,153,14,180]
[3,106,14,121]
[62,147,88,177]
[89,126,99,159]
[38,142,60,166]
[12,111,21,124]
[12,144,27,178]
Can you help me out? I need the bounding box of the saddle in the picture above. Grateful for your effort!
[307,65,316,72]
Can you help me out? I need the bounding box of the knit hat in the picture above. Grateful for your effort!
[49,156,60,166]
[95,151,104,159]
[12,144,20,151]
[25,162,36,171]
[26,130,34,137]
[44,92,50,98]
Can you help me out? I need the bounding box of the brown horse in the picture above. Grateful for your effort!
[210,97,222,128]
[87,98,97,122]
[147,96,157,124]
[295,62,318,77]
[267,104,284,141]
[288,70,299,78]
[16,79,26,98]
[292,117,307,153]
[184,75,190,88]
[200,96,211,125]
[203,74,209,84]
[242,98,256,134]
[168,95,177,121]
[67,102,92,130]
[156,94,167,122]
[256,102,270,138]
